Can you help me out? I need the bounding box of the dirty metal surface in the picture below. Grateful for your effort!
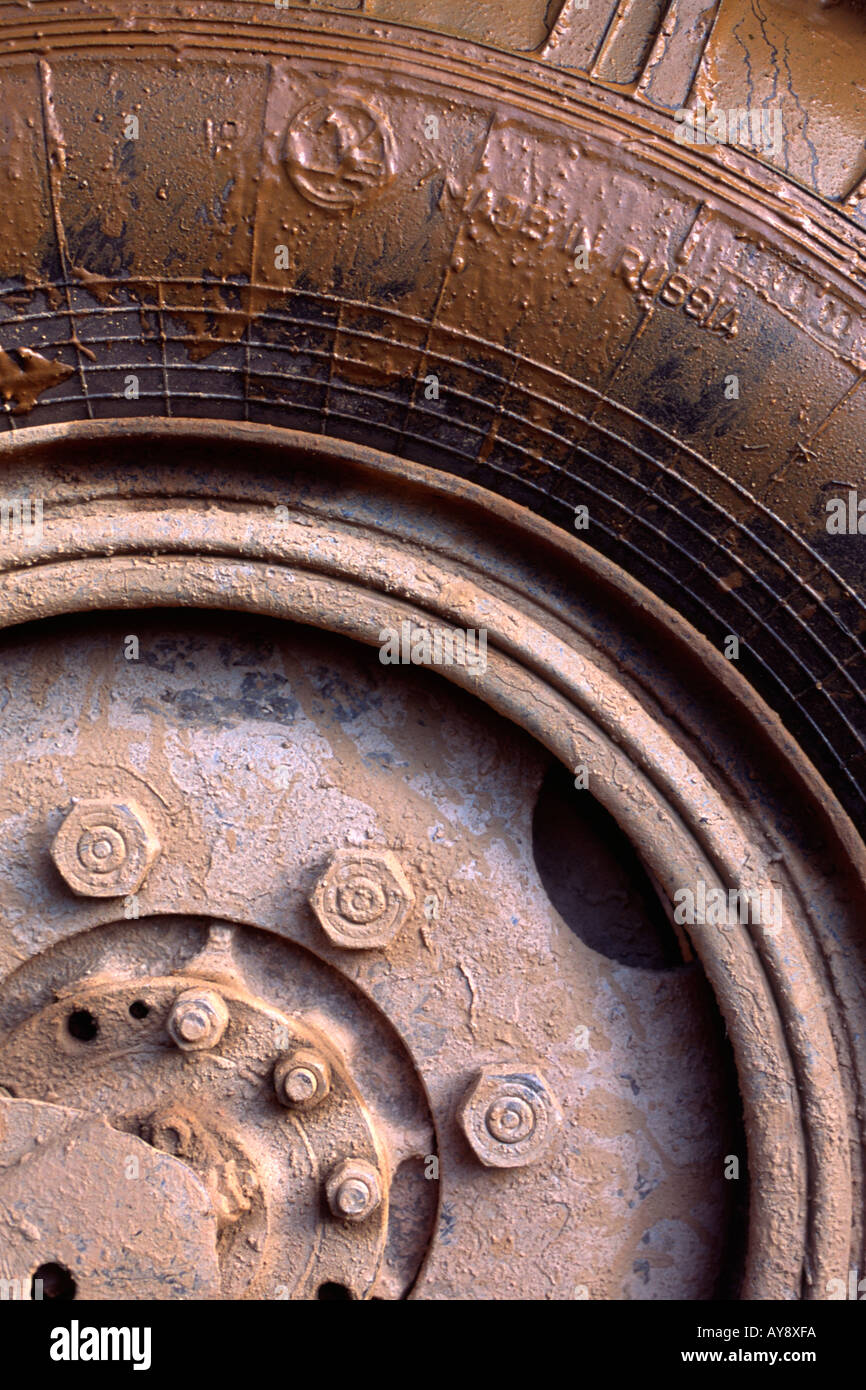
[0,422,863,1301]
[0,958,410,1298]
[0,1096,221,1299]
[0,613,740,1300]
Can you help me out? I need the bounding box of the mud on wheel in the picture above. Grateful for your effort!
[0,0,865,1303]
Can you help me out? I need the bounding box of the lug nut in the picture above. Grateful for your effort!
[167,988,229,1052]
[458,1065,562,1169]
[325,1159,383,1223]
[274,1049,331,1110]
[51,798,160,898]
[310,848,414,950]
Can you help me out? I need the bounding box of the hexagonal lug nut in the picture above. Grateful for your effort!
[51,798,160,898]
[325,1159,384,1223]
[167,988,230,1053]
[458,1066,562,1169]
[274,1048,331,1111]
[310,848,414,950]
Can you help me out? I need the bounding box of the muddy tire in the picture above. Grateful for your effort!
[0,2,864,820]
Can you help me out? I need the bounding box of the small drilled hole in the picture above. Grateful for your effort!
[317,1282,352,1301]
[32,1263,77,1300]
[67,1009,98,1042]
[129,1000,150,1019]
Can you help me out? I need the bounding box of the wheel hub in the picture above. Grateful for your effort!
[0,928,436,1300]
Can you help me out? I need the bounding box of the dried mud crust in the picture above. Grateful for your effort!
[1,430,865,1301]
[0,5,864,828]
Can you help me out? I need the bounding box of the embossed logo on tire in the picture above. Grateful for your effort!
[285,100,396,209]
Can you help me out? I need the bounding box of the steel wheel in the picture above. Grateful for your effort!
[0,420,863,1300]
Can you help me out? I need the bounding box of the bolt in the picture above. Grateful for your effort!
[274,1049,331,1110]
[336,1178,370,1217]
[485,1096,535,1145]
[310,848,414,949]
[325,1159,383,1223]
[458,1066,562,1169]
[51,798,160,898]
[167,988,229,1052]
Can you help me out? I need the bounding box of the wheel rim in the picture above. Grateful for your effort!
[0,417,863,1299]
